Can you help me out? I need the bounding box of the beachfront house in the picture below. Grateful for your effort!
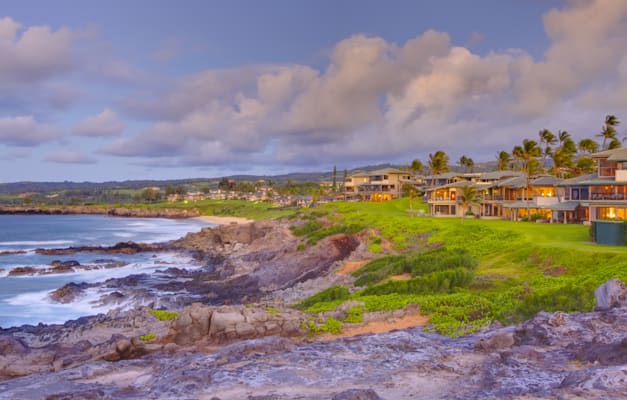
[345,168,415,201]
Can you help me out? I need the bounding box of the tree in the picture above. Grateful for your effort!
[597,114,620,150]
[575,157,595,175]
[332,165,337,192]
[538,129,557,164]
[401,183,418,210]
[459,185,479,224]
[512,139,541,213]
[428,150,449,174]
[608,138,622,149]
[459,155,474,172]
[496,151,511,171]
[578,138,599,154]
[410,159,423,174]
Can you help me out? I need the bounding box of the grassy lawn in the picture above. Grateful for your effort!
[120,199,296,220]
[295,198,627,336]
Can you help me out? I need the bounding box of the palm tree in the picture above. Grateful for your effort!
[512,139,541,215]
[597,115,620,150]
[459,155,474,172]
[496,151,511,171]
[538,129,557,164]
[428,151,449,185]
[459,185,479,224]
[578,138,599,154]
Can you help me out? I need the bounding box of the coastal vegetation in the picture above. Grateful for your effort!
[294,198,627,336]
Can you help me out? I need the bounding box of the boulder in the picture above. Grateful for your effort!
[594,279,627,310]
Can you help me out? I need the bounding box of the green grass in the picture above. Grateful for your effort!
[296,199,627,337]
[148,309,179,321]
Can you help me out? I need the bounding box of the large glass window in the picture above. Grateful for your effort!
[598,207,627,220]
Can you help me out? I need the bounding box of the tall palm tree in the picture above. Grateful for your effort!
[496,151,511,171]
[512,139,541,212]
[428,151,450,185]
[459,155,474,172]
[459,185,479,224]
[538,129,557,164]
[597,115,620,150]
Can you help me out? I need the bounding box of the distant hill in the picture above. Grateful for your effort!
[0,164,400,194]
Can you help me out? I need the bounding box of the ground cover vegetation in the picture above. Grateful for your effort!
[294,198,627,337]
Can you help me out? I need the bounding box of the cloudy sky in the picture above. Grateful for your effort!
[1,0,626,182]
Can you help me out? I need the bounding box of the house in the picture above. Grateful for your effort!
[345,168,414,201]
[582,148,627,221]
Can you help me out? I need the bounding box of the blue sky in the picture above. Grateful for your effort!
[1,0,626,182]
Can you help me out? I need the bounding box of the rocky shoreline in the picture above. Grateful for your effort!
[0,218,625,399]
[0,205,200,219]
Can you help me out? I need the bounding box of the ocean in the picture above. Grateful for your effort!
[0,214,212,328]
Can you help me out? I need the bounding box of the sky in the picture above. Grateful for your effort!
[1,0,627,182]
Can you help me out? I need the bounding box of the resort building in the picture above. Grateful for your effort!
[345,168,415,201]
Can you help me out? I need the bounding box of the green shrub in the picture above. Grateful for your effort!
[265,306,282,314]
[302,317,343,335]
[290,220,322,236]
[296,243,305,251]
[149,309,179,321]
[297,286,350,310]
[139,333,156,341]
[344,306,364,323]
[361,268,475,296]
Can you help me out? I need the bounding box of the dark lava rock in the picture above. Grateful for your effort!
[49,282,91,304]
[332,389,383,400]
[7,266,38,276]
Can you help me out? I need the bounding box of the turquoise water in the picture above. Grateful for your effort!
[0,215,211,327]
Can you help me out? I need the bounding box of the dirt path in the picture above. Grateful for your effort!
[318,311,430,340]
[337,260,367,275]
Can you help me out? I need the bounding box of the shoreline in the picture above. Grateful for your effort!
[194,215,253,225]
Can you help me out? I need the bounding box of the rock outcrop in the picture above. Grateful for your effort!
[594,278,627,310]
[171,303,306,345]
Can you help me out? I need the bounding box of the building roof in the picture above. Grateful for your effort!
[531,175,562,187]
[368,167,408,176]
[503,201,535,208]
[558,173,598,186]
[546,201,580,211]
[497,176,527,189]
[478,170,524,181]
[590,147,627,161]
[424,172,465,180]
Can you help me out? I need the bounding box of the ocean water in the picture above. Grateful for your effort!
[0,214,212,328]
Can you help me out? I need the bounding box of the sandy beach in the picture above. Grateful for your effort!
[195,215,254,225]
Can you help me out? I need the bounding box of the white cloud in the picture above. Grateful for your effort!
[0,17,75,85]
[45,151,97,164]
[107,0,627,168]
[73,108,125,137]
[0,115,63,147]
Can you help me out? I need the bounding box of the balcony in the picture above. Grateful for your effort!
[590,193,627,201]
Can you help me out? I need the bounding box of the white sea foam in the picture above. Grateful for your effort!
[0,240,74,246]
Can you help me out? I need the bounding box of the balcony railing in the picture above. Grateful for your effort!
[590,193,627,201]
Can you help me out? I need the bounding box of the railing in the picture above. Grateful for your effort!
[590,193,627,201]
[429,196,454,201]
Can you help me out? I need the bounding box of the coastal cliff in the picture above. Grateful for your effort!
[0,217,625,399]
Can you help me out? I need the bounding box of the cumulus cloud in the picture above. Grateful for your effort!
[73,108,125,137]
[0,17,75,86]
[0,115,63,146]
[45,151,97,164]
[108,0,627,169]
